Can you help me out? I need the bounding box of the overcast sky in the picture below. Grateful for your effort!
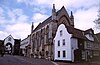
[0,0,99,40]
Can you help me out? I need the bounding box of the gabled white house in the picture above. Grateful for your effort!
[4,35,20,55]
[4,35,15,46]
[54,24,100,62]
[4,35,15,54]
[54,24,78,62]
[20,35,31,56]
[54,24,72,61]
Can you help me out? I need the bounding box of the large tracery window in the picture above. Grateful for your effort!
[46,25,49,43]
[38,31,41,47]
[41,29,44,44]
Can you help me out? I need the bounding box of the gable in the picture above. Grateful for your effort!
[57,6,72,27]
[4,35,15,46]
[85,34,94,41]
[54,24,72,40]
[54,24,72,60]
[84,29,94,41]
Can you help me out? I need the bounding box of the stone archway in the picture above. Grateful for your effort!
[52,15,72,39]
[5,43,12,54]
[58,15,71,27]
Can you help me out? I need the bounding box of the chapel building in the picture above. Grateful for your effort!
[29,4,100,62]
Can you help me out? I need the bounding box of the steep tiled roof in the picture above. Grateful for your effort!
[94,33,100,43]
[21,35,30,41]
[66,26,86,40]
[33,16,52,32]
[84,28,94,34]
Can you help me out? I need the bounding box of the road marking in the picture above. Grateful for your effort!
[51,61,59,65]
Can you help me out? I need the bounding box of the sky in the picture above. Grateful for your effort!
[0,0,99,40]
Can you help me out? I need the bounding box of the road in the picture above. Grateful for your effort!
[0,55,100,65]
[0,55,55,65]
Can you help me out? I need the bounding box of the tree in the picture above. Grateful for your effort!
[94,3,100,29]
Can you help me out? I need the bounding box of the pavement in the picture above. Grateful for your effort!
[56,60,100,65]
[0,55,100,65]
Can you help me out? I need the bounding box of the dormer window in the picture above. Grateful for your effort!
[90,31,92,34]
[89,34,93,38]
[85,34,94,41]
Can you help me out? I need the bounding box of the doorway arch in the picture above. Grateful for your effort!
[5,43,12,54]
[74,49,82,61]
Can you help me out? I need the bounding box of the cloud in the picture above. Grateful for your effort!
[0,31,8,40]
[0,7,6,24]
[74,6,98,30]
[0,7,31,39]
[16,0,99,9]
[67,0,99,9]
[17,0,51,6]
[0,0,99,40]
[0,7,49,40]
[5,22,31,39]
[7,8,28,24]
[16,0,99,16]
[52,0,68,9]
[0,7,4,15]
[32,13,49,28]
[32,13,49,22]
[0,22,31,40]
[36,0,51,6]
[17,0,36,6]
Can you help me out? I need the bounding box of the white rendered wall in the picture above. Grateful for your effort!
[20,36,30,55]
[71,38,78,62]
[4,35,15,46]
[20,36,30,49]
[54,24,72,61]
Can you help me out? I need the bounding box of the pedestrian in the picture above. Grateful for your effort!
[1,46,4,57]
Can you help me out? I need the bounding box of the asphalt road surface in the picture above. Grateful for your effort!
[0,55,100,65]
[0,55,55,65]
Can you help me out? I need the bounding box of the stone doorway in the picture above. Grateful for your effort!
[5,43,12,54]
[74,49,82,62]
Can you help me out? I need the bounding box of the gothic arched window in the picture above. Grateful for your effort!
[46,25,49,43]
